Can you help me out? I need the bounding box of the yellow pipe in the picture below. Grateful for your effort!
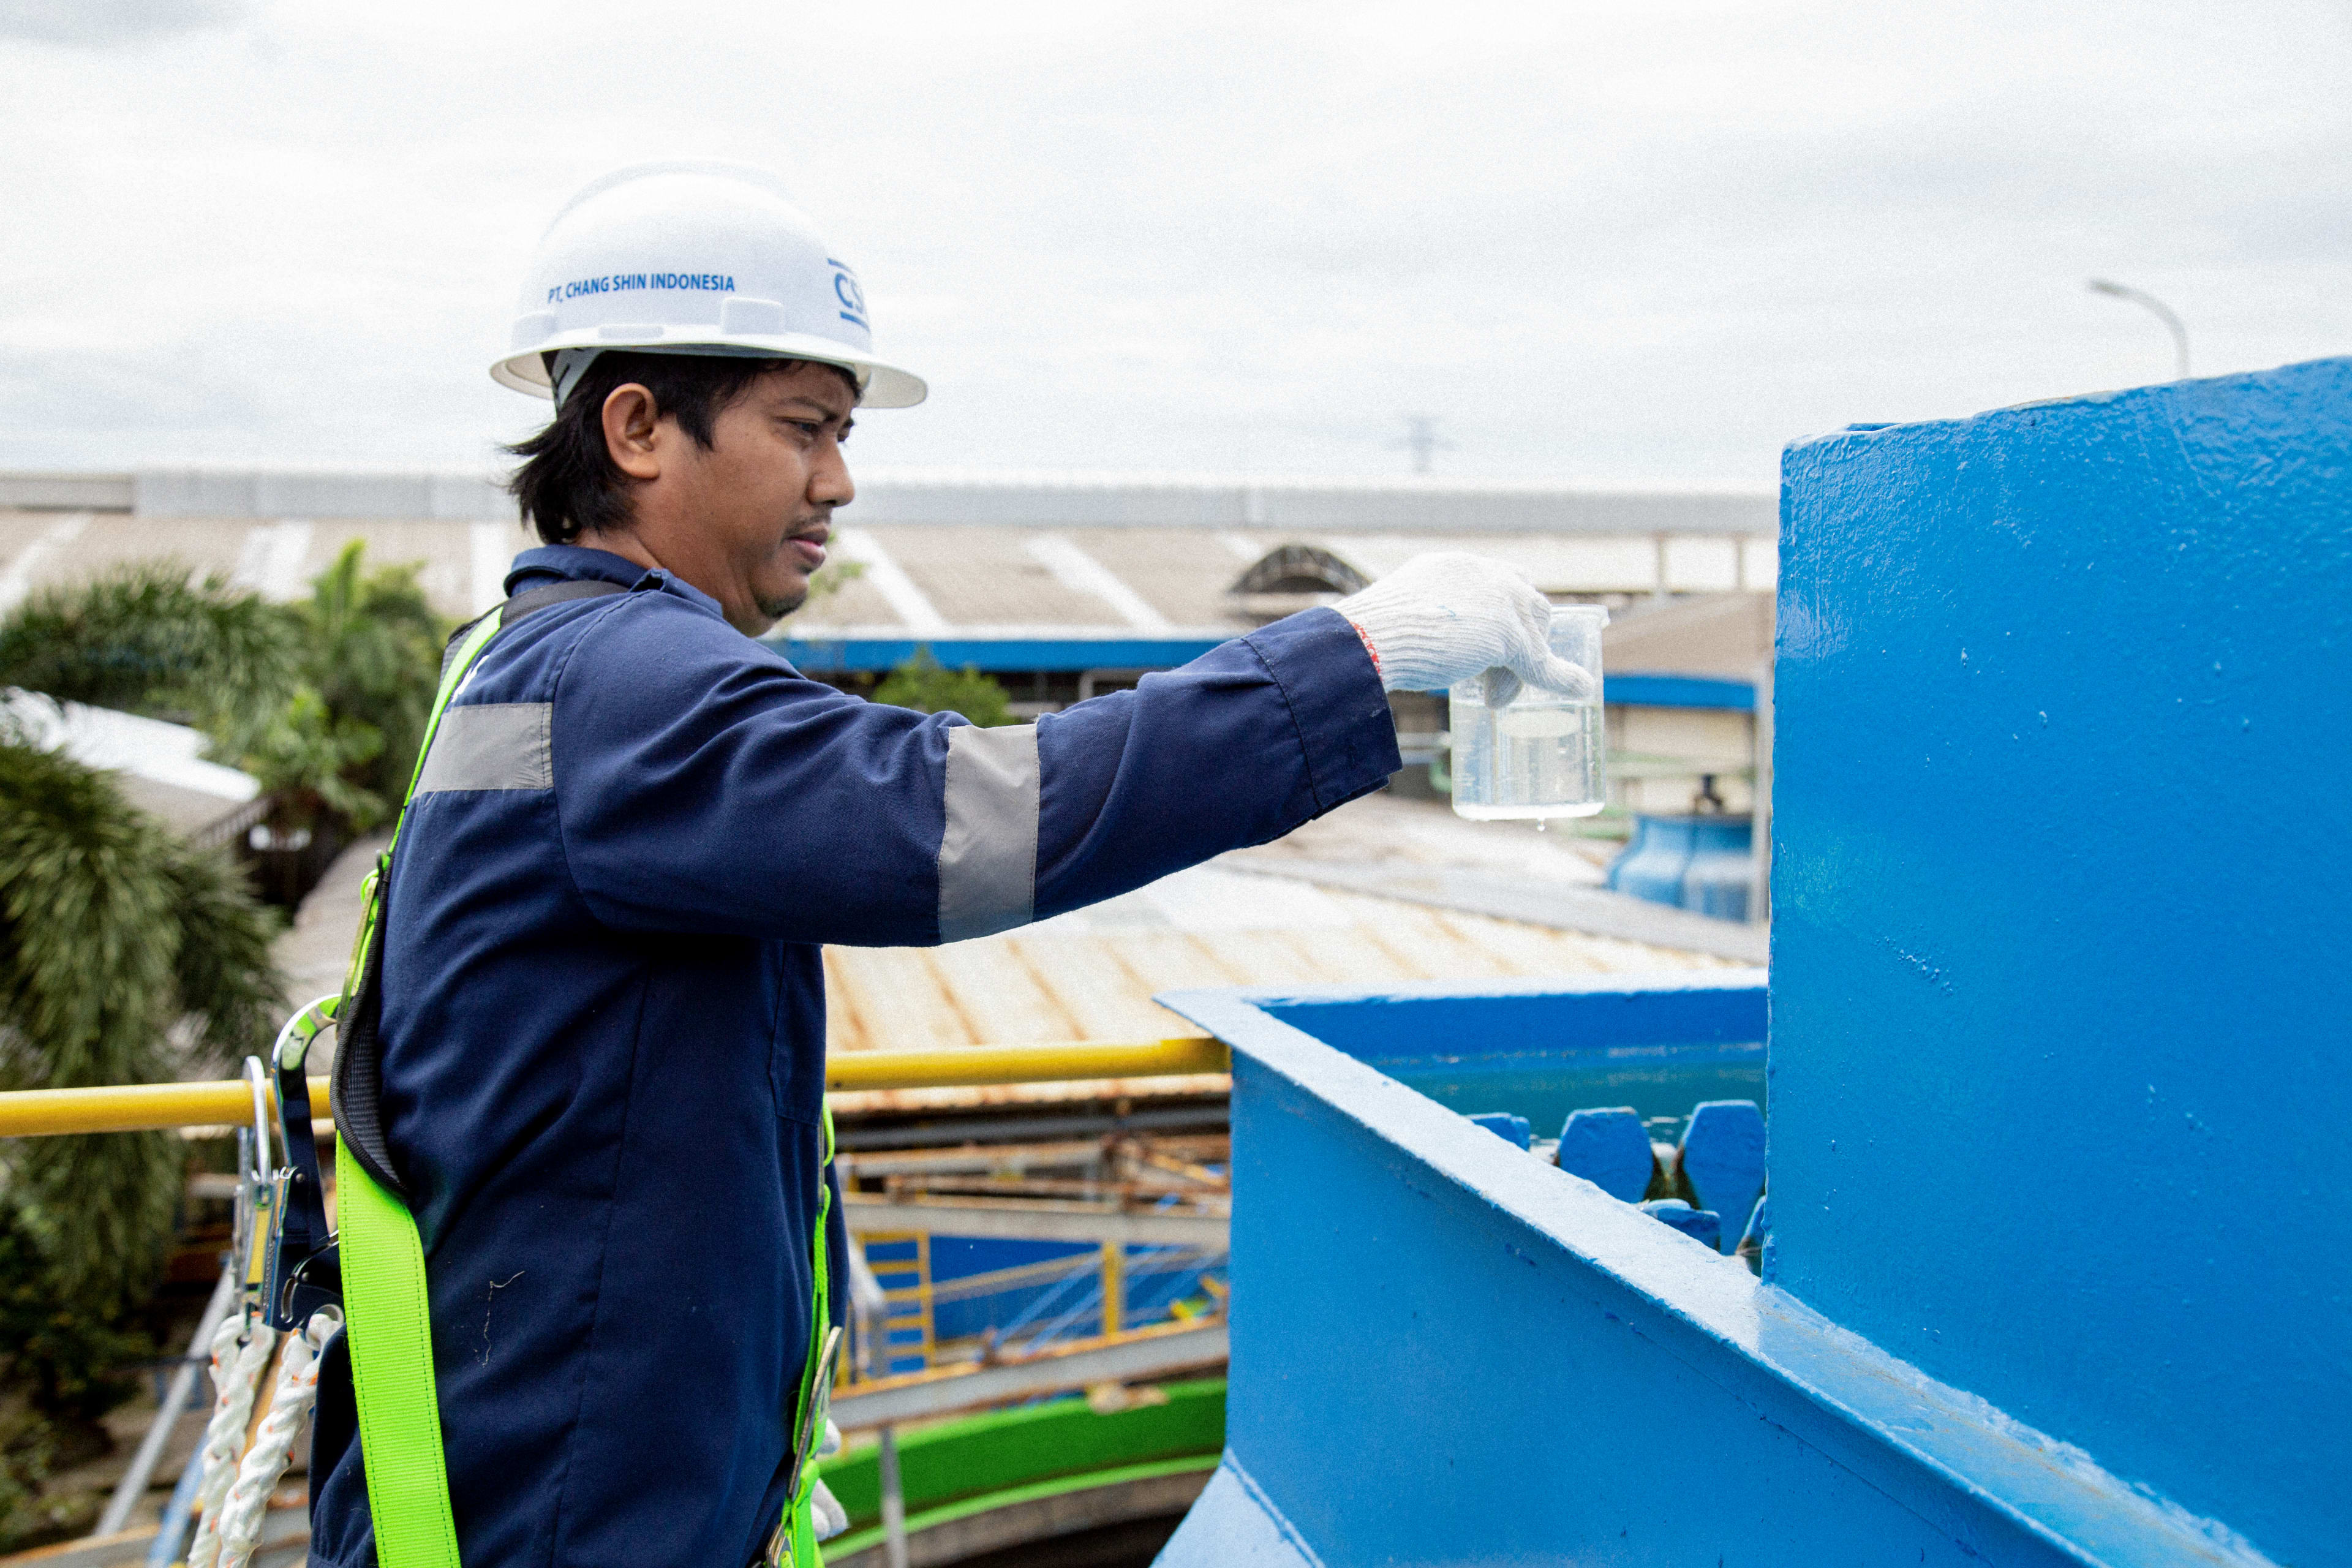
[1099,1239,1124,1337]
[0,1038,1231,1138]
[0,1077,330,1138]
[824,1036,1228,1092]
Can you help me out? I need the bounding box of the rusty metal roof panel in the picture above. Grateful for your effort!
[823,862,1726,1058]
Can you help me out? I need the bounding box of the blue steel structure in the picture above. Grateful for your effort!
[1771,356,2351,1565]
[775,632,1754,709]
[777,636,1225,674]
[1149,357,2349,1566]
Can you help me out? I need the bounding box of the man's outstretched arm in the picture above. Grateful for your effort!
[552,601,1391,946]
[555,553,1556,948]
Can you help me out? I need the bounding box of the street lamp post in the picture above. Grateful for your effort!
[1392,414,1455,475]
[2087,279,2190,380]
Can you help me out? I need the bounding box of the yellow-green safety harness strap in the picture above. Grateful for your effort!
[780,1103,838,1566]
[333,608,500,1567]
[337,1131,461,1568]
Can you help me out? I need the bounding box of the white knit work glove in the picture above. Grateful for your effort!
[1336,553,1596,704]
[810,1477,850,1542]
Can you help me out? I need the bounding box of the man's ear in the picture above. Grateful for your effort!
[601,385,663,481]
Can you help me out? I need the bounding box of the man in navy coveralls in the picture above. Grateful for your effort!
[307,167,1578,1568]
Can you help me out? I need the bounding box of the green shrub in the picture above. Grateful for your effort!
[0,562,305,1544]
[224,540,448,832]
[0,1206,146,1425]
[0,564,297,732]
[0,743,279,1304]
[873,649,1016,728]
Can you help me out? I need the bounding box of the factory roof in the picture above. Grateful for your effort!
[2,465,1774,535]
[1,689,265,845]
[0,465,1774,695]
[824,858,1727,1058]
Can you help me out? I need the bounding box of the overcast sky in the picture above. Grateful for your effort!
[1,0,2345,486]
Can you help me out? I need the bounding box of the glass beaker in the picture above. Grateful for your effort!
[1447,604,1608,820]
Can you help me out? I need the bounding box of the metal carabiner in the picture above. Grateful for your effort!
[262,995,345,1330]
[244,1055,274,1187]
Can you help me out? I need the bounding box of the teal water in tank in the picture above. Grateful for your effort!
[1373,1043,1765,1144]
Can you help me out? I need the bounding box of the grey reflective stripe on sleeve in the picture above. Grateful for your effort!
[413,703,553,793]
[938,724,1041,941]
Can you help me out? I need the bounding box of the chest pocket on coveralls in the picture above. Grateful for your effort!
[768,944,826,1126]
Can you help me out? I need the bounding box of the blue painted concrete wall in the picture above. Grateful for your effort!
[1773,356,2352,1565]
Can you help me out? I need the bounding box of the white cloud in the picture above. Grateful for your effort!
[0,0,249,47]
[0,0,2345,483]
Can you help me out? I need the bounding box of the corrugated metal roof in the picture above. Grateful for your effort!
[799,469,1776,536]
[793,524,1771,642]
[1,690,263,843]
[0,504,1775,635]
[824,859,1727,1057]
[0,693,259,802]
[0,466,1773,537]
[1603,592,1774,680]
[0,510,522,621]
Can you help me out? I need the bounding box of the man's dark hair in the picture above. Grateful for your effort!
[505,352,856,545]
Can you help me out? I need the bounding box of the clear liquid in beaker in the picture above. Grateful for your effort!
[1448,693,1605,820]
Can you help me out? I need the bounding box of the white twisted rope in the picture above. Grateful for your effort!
[211,1306,342,1568]
[186,1310,280,1568]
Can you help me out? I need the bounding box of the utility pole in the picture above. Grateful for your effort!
[2087,279,2190,380]
[1392,414,1454,475]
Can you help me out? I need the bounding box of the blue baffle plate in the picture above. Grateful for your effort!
[1464,1111,1531,1150]
[1637,1198,1721,1249]
[1244,973,1765,1144]
[1679,1099,1766,1254]
[1556,1106,1655,1201]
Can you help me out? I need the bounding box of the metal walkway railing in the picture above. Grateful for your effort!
[0,1036,1229,1138]
[0,1035,1234,1564]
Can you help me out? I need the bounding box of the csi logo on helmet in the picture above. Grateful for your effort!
[828,259,868,330]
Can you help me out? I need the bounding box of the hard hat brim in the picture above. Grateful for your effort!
[492,331,927,410]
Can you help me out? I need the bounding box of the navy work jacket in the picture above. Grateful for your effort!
[307,544,1399,1567]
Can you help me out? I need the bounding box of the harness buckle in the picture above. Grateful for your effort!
[763,1325,844,1566]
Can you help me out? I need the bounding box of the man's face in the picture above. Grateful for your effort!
[641,361,858,635]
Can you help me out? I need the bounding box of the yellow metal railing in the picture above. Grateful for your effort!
[824,1036,1226,1093]
[0,1037,1230,1139]
[0,1077,331,1138]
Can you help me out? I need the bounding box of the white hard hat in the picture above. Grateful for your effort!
[492,160,927,410]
